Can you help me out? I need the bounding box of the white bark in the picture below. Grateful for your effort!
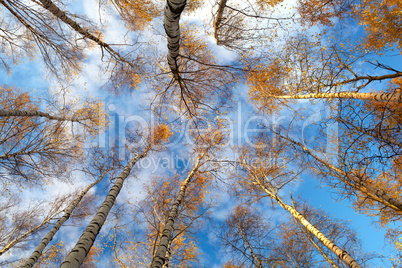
[0,109,84,122]
[22,172,107,267]
[273,92,402,102]
[37,0,132,65]
[163,0,187,79]
[150,156,202,268]
[60,146,150,267]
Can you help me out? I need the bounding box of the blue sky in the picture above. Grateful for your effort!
[0,0,401,266]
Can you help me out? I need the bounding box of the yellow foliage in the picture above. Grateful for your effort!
[153,124,173,144]
[246,58,288,114]
[257,0,285,9]
[354,0,402,52]
[108,0,161,31]
[298,0,350,26]
[222,261,246,268]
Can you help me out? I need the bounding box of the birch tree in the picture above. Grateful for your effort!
[235,142,363,268]
[21,168,110,267]
[272,200,372,267]
[151,25,237,118]
[0,0,88,77]
[151,123,226,267]
[246,33,402,115]
[141,174,209,267]
[60,124,172,267]
[0,85,104,188]
[217,204,273,267]
[37,0,134,67]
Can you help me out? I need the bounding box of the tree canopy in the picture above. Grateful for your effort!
[0,0,401,266]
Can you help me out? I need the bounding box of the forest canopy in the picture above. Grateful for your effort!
[0,0,401,267]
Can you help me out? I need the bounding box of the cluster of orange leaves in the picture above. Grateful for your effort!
[142,172,210,266]
[110,0,161,31]
[365,78,402,130]
[246,58,289,114]
[355,0,402,52]
[297,0,402,52]
[153,124,173,144]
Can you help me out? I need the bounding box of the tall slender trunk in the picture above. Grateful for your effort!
[37,0,131,66]
[161,240,172,268]
[337,117,402,148]
[0,213,59,257]
[273,92,402,102]
[0,0,48,43]
[214,0,228,43]
[60,146,150,267]
[163,0,187,79]
[275,197,361,268]
[21,171,108,268]
[237,222,262,268]
[0,109,86,122]
[150,155,203,268]
[245,168,361,268]
[278,133,402,213]
[293,218,339,268]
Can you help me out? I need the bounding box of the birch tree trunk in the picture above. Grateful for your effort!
[0,109,86,122]
[21,171,108,268]
[237,222,262,268]
[37,0,131,65]
[241,157,362,268]
[278,133,402,213]
[246,171,362,267]
[150,156,202,268]
[60,146,150,267]
[275,197,361,268]
[0,214,58,257]
[293,218,339,268]
[161,240,172,268]
[214,0,228,43]
[163,0,187,79]
[273,92,402,102]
